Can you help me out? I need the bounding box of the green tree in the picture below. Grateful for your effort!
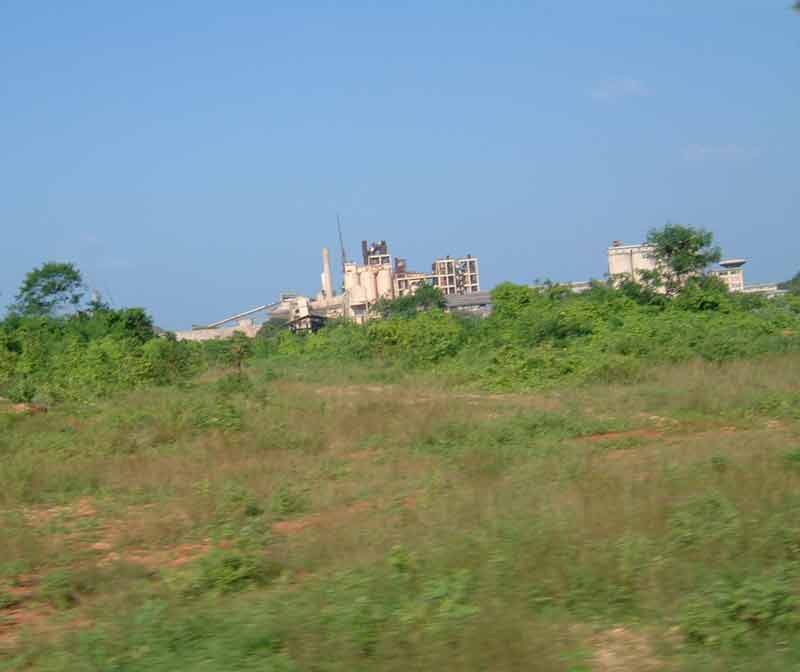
[225,332,254,377]
[490,283,534,320]
[780,271,800,296]
[643,224,722,296]
[10,262,85,317]
[372,284,446,319]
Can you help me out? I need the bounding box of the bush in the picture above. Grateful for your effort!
[39,569,92,609]
[181,550,283,597]
[681,568,800,646]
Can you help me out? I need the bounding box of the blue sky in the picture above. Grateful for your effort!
[1,1,798,328]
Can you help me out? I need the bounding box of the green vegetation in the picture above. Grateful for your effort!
[254,280,800,391]
[8,262,86,318]
[1,353,800,670]
[2,227,800,669]
[781,270,800,296]
[640,223,722,296]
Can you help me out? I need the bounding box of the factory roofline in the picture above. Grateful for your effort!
[718,258,747,268]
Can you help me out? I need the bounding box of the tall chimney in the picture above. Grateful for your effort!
[322,247,334,299]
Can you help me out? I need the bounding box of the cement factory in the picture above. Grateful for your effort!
[175,239,488,341]
[175,236,785,342]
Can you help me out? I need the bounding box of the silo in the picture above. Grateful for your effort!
[377,268,394,300]
[344,264,360,292]
[365,270,378,302]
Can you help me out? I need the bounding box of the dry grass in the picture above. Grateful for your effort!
[1,355,799,669]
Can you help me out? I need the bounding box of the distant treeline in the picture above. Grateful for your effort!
[2,226,799,402]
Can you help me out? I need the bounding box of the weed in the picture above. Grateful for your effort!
[271,484,309,518]
[711,455,729,472]
[669,494,740,549]
[39,569,88,609]
[0,590,21,609]
[214,372,253,397]
[180,550,283,597]
[782,449,800,468]
[681,568,800,646]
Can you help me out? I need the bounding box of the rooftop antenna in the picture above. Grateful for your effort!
[337,213,348,275]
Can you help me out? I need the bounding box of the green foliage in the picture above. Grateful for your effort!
[4,254,800,405]
[372,284,446,319]
[271,484,309,517]
[20,598,300,671]
[0,590,20,609]
[6,349,800,669]
[668,494,740,549]
[681,567,800,647]
[39,569,93,609]
[181,550,283,597]
[9,261,85,317]
[214,372,253,397]
[672,275,732,312]
[366,309,464,364]
[240,277,800,394]
[0,308,197,402]
[491,282,534,320]
[224,332,254,376]
[644,223,722,296]
[781,270,800,296]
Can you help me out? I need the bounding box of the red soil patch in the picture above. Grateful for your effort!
[344,450,376,461]
[111,542,213,569]
[9,403,48,415]
[0,577,54,649]
[272,501,373,535]
[0,604,55,648]
[24,496,97,527]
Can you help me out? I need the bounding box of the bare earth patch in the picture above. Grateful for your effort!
[591,627,664,672]
[272,501,373,535]
[0,578,53,649]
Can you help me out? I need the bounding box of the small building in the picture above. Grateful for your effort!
[288,313,327,334]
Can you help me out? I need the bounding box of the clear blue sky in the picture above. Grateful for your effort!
[2,1,798,328]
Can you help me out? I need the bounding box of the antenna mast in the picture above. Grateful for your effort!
[337,213,348,275]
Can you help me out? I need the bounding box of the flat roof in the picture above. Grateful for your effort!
[719,258,747,268]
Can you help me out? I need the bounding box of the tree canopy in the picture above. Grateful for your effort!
[10,262,86,317]
[644,223,722,296]
[781,271,800,296]
[372,284,446,319]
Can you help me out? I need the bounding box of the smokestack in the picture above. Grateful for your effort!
[322,247,334,299]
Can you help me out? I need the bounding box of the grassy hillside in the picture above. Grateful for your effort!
[2,353,800,670]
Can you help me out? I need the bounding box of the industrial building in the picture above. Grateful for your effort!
[175,238,482,340]
[334,240,482,323]
[173,234,786,342]
[607,240,785,296]
[607,241,658,284]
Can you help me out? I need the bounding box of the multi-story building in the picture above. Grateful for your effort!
[393,258,429,297]
[175,239,483,338]
[428,255,480,295]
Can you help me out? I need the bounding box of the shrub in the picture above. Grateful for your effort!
[181,550,283,597]
[681,568,800,646]
[39,569,92,609]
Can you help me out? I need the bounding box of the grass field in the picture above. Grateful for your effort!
[2,353,800,670]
